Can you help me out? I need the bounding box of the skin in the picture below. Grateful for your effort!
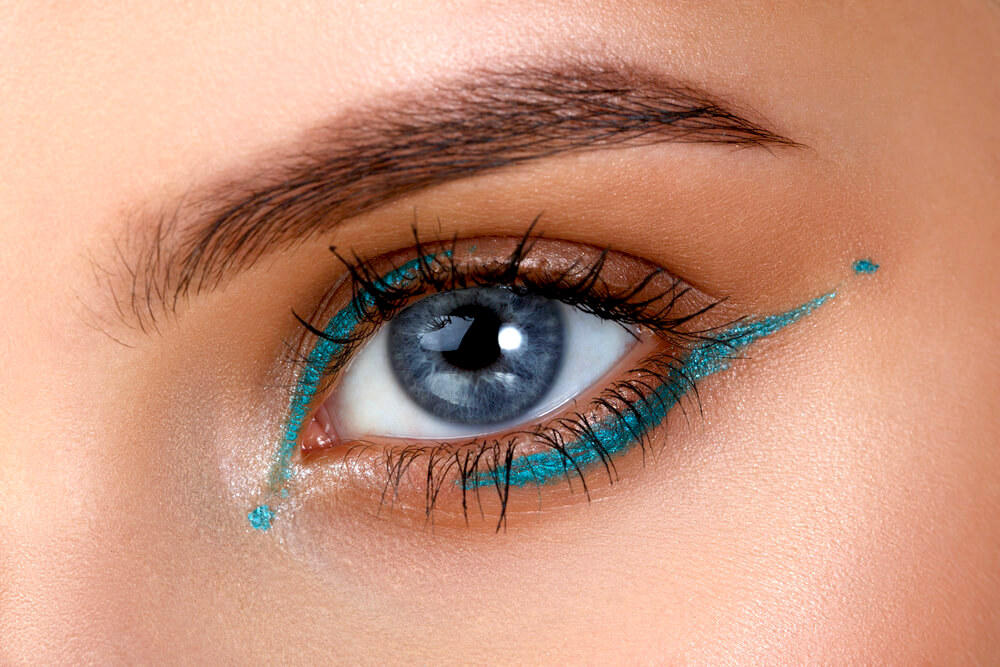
[1,1,998,662]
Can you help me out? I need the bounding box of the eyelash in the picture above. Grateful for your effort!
[271,227,737,529]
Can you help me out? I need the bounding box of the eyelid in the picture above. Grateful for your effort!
[286,235,719,403]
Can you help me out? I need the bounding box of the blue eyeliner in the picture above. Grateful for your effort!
[464,292,836,489]
[247,504,274,531]
[248,253,874,529]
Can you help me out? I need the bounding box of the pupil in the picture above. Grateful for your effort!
[440,304,503,371]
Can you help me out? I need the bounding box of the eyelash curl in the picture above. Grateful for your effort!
[285,224,738,530]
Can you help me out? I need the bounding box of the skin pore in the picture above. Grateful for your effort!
[1,1,999,663]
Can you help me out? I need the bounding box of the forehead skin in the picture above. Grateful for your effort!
[1,1,999,663]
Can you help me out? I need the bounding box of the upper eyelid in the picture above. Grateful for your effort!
[93,61,800,337]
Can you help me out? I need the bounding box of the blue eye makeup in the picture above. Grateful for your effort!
[248,234,850,531]
[853,259,879,274]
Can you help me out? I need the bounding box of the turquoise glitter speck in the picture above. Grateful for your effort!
[852,259,879,274]
[465,292,837,489]
[247,505,273,531]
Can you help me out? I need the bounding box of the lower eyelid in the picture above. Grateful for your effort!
[464,351,694,491]
[302,333,657,451]
[293,346,689,528]
[306,290,835,500]
[481,291,837,490]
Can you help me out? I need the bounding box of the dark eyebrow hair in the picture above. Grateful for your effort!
[102,62,799,334]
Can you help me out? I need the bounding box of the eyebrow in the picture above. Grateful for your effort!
[105,62,799,333]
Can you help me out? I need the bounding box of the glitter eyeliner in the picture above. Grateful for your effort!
[247,242,874,529]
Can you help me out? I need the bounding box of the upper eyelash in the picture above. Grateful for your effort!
[295,225,725,378]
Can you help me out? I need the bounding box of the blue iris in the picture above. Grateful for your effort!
[388,287,564,424]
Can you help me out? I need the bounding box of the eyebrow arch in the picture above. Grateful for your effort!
[106,62,800,334]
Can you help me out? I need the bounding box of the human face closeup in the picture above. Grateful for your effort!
[2,1,999,662]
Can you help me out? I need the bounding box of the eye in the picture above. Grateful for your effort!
[247,233,835,531]
[324,286,638,440]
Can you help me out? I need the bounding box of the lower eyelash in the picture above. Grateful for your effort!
[268,240,691,502]
[349,291,835,531]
